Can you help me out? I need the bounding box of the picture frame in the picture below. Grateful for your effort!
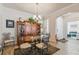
[6,19,14,28]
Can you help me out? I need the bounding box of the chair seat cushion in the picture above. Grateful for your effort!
[36,43,47,49]
[20,43,31,49]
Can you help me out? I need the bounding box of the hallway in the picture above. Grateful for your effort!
[54,39,79,55]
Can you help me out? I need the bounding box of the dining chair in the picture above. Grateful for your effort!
[2,33,15,47]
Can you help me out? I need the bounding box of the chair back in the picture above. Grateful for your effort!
[2,33,11,40]
[42,33,50,42]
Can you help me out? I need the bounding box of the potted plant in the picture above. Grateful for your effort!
[29,17,35,23]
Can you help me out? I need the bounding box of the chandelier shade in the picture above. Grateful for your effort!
[33,15,42,20]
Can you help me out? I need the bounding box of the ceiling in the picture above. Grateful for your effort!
[2,3,72,15]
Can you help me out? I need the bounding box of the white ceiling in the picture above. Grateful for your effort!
[2,3,72,15]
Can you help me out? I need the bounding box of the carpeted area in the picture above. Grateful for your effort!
[48,45,60,55]
[14,45,60,55]
[57,39,68,43]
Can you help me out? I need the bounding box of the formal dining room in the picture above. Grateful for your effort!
[0,3,79,55]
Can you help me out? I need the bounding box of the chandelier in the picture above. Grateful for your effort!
[33,3,42,20]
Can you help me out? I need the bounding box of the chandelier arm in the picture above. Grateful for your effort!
[33,3,41,20]
[36,3,39,17]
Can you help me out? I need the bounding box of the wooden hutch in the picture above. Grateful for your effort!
[16,20,41,46]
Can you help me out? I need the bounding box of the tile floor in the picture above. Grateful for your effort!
[54,39,79,55]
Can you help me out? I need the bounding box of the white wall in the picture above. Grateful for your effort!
[67,21,79,34]
[0,4,33,41]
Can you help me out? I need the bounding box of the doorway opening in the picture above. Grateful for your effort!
[56,13,79,40]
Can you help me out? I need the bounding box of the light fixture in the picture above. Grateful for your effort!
[33,3,42,20]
